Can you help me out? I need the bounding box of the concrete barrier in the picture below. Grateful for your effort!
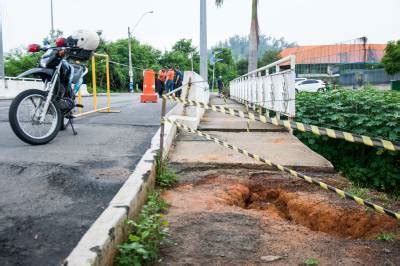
[64,71,209,266]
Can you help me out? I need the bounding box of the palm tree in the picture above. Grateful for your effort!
[215,0,259,72]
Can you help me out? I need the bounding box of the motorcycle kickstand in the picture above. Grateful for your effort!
[65,115,78,136]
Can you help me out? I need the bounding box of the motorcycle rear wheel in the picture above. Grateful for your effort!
[9,89,62,145]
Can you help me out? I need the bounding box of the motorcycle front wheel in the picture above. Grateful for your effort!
[9,89,62,145]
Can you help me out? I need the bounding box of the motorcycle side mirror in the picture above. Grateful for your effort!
[55,37,66,47]
[27,44,41,53]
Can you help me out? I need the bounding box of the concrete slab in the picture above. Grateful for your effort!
[199,110,286,132]
[199,96,285,132]
[169,131,334,172]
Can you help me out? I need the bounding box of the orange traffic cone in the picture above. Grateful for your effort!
[140,69,158,103]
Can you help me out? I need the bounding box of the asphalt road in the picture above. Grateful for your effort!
[0,94,173,265]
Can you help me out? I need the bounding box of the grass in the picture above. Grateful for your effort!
[155,153,178,188]
[304,257,319,265]
[347,183,371,200]
[116,191,170,266]
[116,155,178,265]
[376,232,396,242]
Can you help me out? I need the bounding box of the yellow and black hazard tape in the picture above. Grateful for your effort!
[162,95,400,152]
[162,117,400,220]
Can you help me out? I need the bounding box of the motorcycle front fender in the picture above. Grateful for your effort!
[17,68,54,82]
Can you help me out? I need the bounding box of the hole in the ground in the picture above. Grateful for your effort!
[219,183,399,239]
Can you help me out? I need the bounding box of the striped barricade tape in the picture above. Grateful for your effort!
[162,95,400,152]
[162,117,400,220]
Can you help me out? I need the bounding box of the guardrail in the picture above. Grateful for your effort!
[230,55,296,117]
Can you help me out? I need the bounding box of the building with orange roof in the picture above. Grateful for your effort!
[279,42,386,76]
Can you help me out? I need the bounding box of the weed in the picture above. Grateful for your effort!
[376,232,395,242]
[304,257,319,265]
[116,191,170,266]
[155,153,178,188]
[347,184,370,200]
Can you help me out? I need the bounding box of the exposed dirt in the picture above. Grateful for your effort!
[159,168,400,265]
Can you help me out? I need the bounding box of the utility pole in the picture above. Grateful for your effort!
[200,0,208,82]
[0,9,5,89]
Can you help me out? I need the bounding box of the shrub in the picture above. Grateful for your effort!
[295,89,400,193]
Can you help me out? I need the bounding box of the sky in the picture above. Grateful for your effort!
[1,0,399,53]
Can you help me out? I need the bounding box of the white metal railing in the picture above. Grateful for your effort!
[229,55,296,117]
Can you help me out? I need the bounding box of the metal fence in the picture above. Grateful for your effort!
[340,69,400,86]
[229,56,296,117]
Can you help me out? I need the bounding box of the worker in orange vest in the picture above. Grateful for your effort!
[166,66,175,93]
[156,67,166,97]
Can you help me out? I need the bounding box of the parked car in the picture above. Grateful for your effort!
[295,78,307,84]
[295,79,326,93]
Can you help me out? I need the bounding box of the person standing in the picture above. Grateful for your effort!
[217,76,224,96]
[156,67,166,97]
[166,66,175,93]
[174,65,183,97]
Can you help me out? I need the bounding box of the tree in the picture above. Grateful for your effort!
[382,40,400,75]
[258,49,280,67]
[216,0,260,72]
[172,39,197,55]
[208,47,237,86]
[160,39,200,73]
[214,34,296,61]
[5,49,43,77]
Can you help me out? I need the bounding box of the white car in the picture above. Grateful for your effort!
[295,79,326,93]
[295,78,307,84]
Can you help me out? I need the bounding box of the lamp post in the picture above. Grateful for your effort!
[211,51,223,92]
[128,10,153,92]
[200,0,208,81]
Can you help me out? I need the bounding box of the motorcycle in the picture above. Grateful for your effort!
[8,30,99,145]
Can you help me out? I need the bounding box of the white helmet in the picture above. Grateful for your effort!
[71,30,100,51]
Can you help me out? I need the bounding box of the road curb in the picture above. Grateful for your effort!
[64,72,208,266]
[63,116,178,266]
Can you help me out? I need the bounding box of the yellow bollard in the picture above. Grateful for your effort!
[91,55,97,110]
[105,55,111,112]
[78,90,82,113]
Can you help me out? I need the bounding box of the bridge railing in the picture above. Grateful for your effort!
[229,55,296,117]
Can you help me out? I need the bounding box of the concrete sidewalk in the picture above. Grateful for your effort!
[169,94,333,172]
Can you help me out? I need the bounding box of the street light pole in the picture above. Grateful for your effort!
[128,11,153,92]
[200,0,208,81]
[128,27,133,92]
[211,51,222,93]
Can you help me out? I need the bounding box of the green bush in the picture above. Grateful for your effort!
[295,89,400,193]
[116,192,169,266]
